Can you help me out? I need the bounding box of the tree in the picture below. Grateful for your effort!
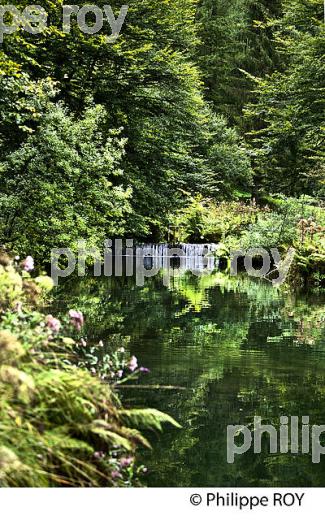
[244,0,325,195]
[196,0,282,127]
[0,100,131,259]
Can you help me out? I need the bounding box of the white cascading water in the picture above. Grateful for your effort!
[135,243,219,273]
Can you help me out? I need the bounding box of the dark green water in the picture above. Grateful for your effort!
[56,268,325,487]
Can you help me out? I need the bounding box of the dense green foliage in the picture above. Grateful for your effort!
[245,0,325,195]
[196,0,282,125]
[0,0,253,256]
[197,0,324,197]
[1,100,131,259]
[0,0,323,257]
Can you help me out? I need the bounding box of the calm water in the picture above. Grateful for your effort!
[55,251,325,486]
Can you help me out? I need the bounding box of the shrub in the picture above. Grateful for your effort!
[170,196,258,243]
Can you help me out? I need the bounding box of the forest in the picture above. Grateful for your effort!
[0,0,324,487]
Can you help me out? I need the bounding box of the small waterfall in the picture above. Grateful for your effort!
[135,243,219,273]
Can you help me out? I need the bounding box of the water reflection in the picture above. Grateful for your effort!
[55,266,325,486]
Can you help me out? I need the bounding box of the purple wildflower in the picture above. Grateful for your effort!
[68,310,84,331]
[45,314,61,332]
[119,456,134,468]
[45,315,61,333]
[94,451,105,460]
[140,367,150,374]
[111,470,122,479]
[22,256,34,272]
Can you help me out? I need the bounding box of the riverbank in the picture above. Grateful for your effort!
[0,252,179,486]
[168,195,325,288]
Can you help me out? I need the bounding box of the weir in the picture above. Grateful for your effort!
[136,243,219,272]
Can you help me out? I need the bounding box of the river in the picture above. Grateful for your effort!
[54,244,325,486]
